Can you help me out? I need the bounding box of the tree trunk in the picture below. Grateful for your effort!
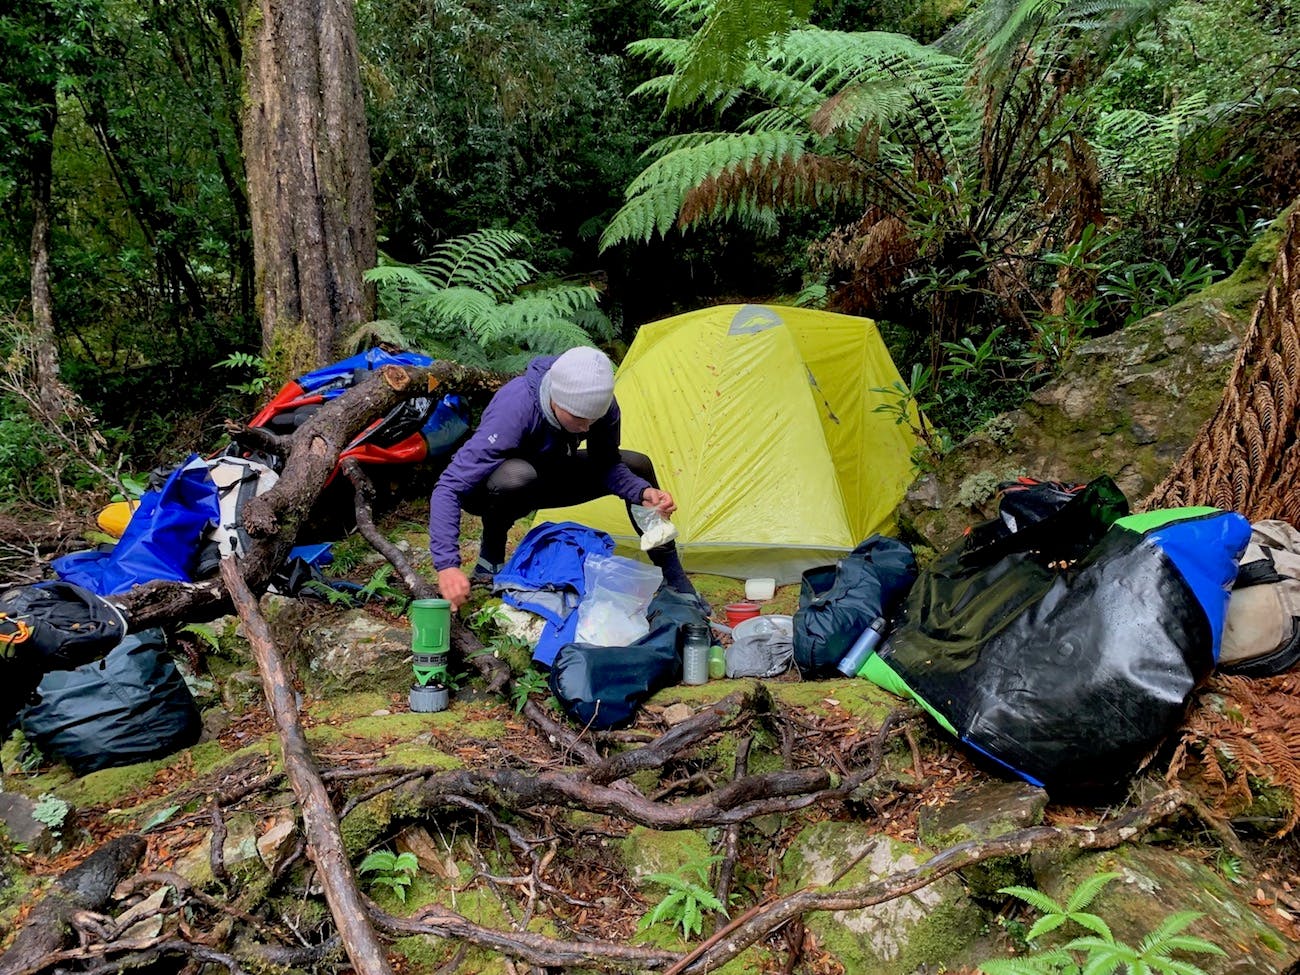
[28,81,61,418]
[242,0,377,375]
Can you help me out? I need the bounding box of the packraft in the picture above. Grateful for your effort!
[858,477,1250,795]
[1219,519,1300,676]
[245,347,470,480]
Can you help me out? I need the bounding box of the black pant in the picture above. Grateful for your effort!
[461,450,692,591]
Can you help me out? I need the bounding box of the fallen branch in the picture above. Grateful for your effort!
[370,902,679,971]
[0,834,146,975]
[666,788,1194,974]
[111,361,497,630]
[219,557,394,975]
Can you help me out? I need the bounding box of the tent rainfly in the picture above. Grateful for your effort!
[537,304,918,583]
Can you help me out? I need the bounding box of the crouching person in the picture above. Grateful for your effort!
[428,347,695,610]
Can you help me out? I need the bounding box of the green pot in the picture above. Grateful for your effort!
[409,597,451,653]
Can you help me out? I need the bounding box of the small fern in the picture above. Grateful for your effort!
[637,854,726,940]
[979,872,1225,975]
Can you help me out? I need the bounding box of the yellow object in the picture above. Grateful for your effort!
[96,499,140,538]
[536,304,918,582]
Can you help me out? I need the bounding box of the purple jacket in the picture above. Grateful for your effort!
[428,355,651,570]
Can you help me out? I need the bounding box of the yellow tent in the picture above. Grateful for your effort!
[537,304,917,582]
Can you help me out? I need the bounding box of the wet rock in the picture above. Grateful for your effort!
[0,793,59,856]
[299,612,412,695]
[898,220,1284,552]
[918,780,1048,898]
[1029,845,1300,975]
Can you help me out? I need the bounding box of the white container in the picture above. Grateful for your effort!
[744,577,776,601]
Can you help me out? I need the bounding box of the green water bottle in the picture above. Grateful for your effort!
[408,598,451,712]
[708,644,726,680]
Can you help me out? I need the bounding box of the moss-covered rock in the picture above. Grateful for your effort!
[1028,845,1299,974]
[782,821,984,974]
[900,214,1288,553]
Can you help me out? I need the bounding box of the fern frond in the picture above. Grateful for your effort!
[602,129,811,247]
[343,319,412,355]
[1136,912,1204,953]
[419,229,533,291]
[664,0,812,111]
[999,885,1067,915]
[1064,871,1120,912]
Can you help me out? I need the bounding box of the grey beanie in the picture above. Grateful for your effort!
[547,347,615,419]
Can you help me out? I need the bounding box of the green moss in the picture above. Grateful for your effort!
[335,713,434,739]
[311,692,392,722]
[619,826,712,889]
[339,794,394,856]
[380,742,462,770]
[391,935,509,974]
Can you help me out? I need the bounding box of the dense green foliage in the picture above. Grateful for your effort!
[0,0,1295,503]
[609,0,1298,438]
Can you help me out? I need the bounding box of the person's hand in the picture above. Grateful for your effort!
[641,487,676,517]
[437,567,471,611]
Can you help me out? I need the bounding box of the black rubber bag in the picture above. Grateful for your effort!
[873,479,1247,796]
[792,536,917,677]
[20,629,202,775]
[548,589,706,730]
[0,581,128,728]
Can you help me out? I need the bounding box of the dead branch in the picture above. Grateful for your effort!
[370,902,679,971]
[219,557,394,975]
[0,834,146,975]
[586,692,745,786]
[714,736,751,931]
[403,763,831,828]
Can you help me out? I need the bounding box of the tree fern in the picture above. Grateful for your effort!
[603,129,813,245]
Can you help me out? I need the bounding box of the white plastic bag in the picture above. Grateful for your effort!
[631,504,678,551]
[575,555,663,646]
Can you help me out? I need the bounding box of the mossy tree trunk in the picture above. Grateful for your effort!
[241,0,376,376]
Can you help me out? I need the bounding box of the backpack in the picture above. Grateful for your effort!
[193,457,279,577]
[791,535,917,678]
[1220,519,1300,677]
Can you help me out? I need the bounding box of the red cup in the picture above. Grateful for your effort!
[724,602,762,628]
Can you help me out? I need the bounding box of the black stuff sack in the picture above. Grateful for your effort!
[1219,519,1300,677]
[791,536,917,678]
[19,629,202,775]
[548,589,706,730]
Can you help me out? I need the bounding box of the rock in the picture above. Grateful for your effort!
[0,793,60,856]
[899,218,1286,553]
[256,806,298,869]
[116,885,169,940]
[917,780,1049,898]
[782,821,983,974]
[299,612,413,694]
[1029,845,1300,975]
[173,811,262,886]
[661,703,694,726]
[619,825,712,885]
